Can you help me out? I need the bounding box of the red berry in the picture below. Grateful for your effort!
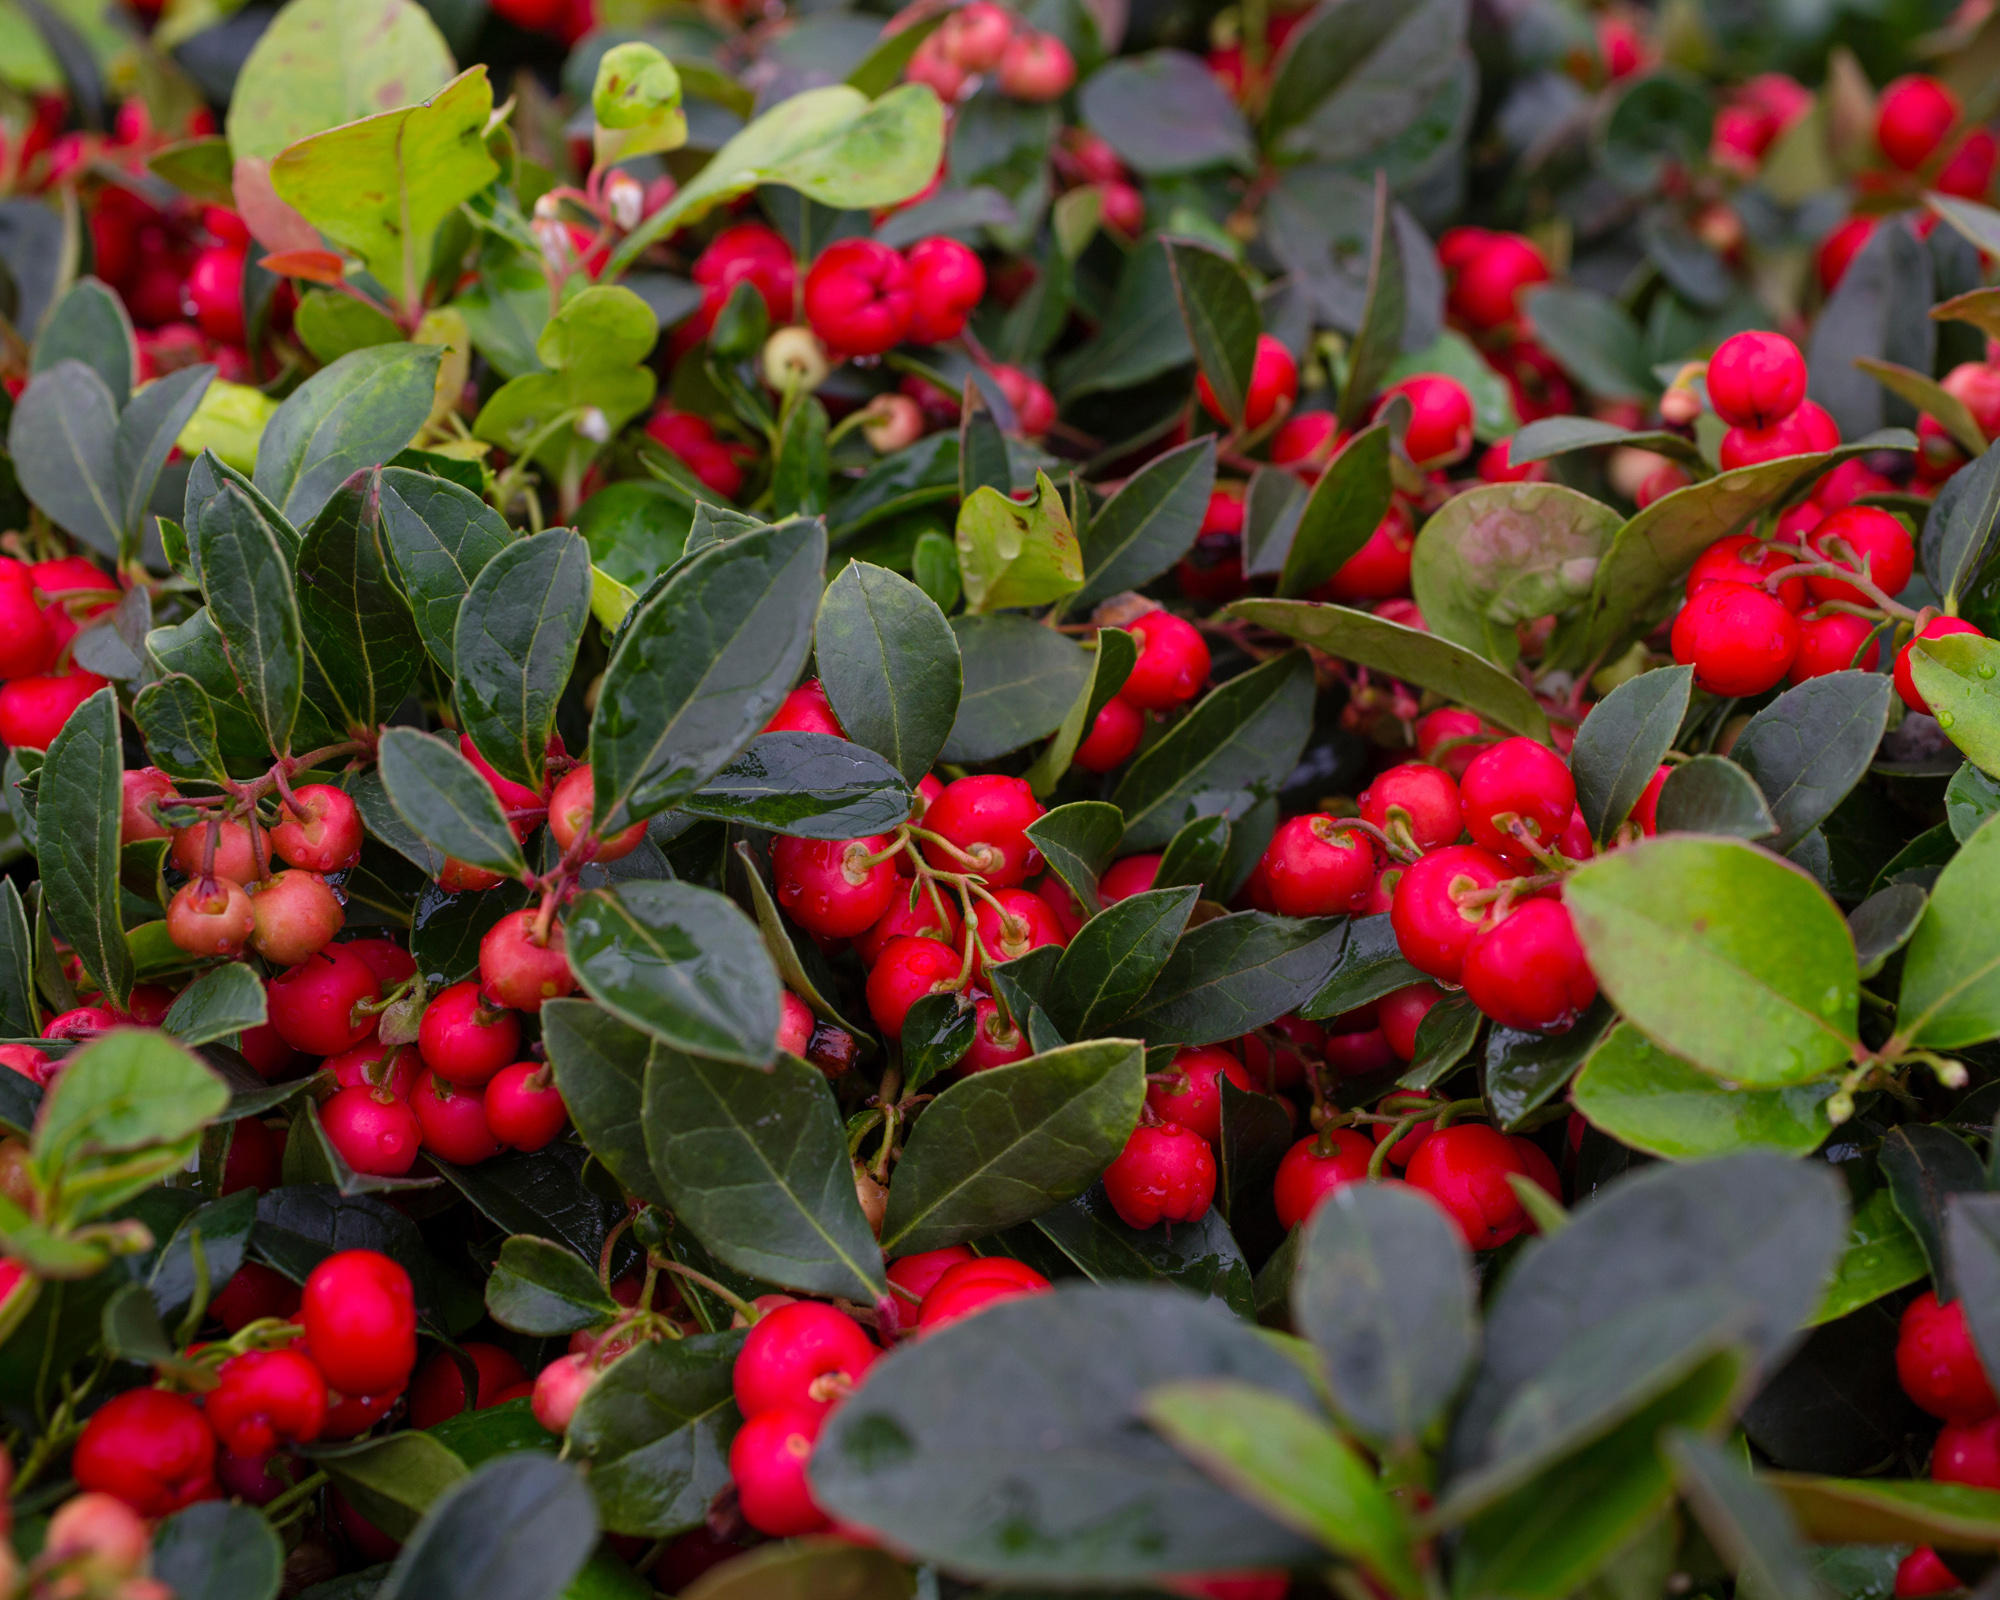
[734,1301,878,1418]
[0,669,109,748]
[962,996,1031,1072]
[459,734,547,841]
[904,236,986,345]
[266,944,380,1055]
[1705,331,1808,429]
[1449,235,1549,330]
[1944,362,2000,440]
[1670,582,1800,696]
[997,30,1076,100]
[1896,1549,1962,1598]
[917,1257,1051,1333]
[43,1493,151,1569]
[1687,533,1807,610]
[940,0,1013,68]
[1898,1290,1999,1421]
[1272,1129,1373,1230]
[1877,75,1959,171]
[866,934,964,1037]
[1405,1124,1532,1249]
[1718,401,1841,469]
[1360,763,1463,851]
[329,1037,420,1097]
[219,1115,283,1197]
[764,679,846,738]
[1391,844,1510,982]
[418,980,521,1087]
[971,885,1069,971]
[407,1342,527,1430]
[884,1246,976,1334]
[1100,854,1162,903]
[1378,982,1445,1060]
[804,239,913,357]
[413,1070,504,1164]
[1377,374,1475,467]
[1102,1122,1216,1229]
[1815,215,1874,295]
[119,767,175,846]
[1939,127,1999,199]
[854,881,961,964]
[485,1061,569,1151]
[691,224,797,336]
[1197,333,1297,431]
[921,774,1044,886]
[1122,610,1211,711]
[1314,506,1415,602]
[646,409,745,501]
[302,1250,417,1398]
[531,1352,597,1434]
[546,764,646,862]
[1460,898,1596,1031]
[1145,1044,1257,1145]
[72,1389,217,1517]
[211,1262,300,1333]
[1789,612,1881,684]
[166,876,256,958]
[0,564,56,678]
[773,835,898,938]
[270,784,363,873]
[170,816,272,885]
[249,869,345,965]
[43,1005,125,1044]
[1459,736,1576,862]
[1073,694,1145,772]
[1260,814,1378,917]
[1896,616,1985,713]
[478,910,575,1012]
[1240,1014,1325,1090]
[321,1085,423,1176]
[1477,438,1547,484]
[1807,506,1915,606]
[1416,707,1493,780]
[205,1348,327,1458]
[1270,411,1342,477]
[183,247,245,343]
[730,1405,831,1536]
[1934,1415,2000,1488]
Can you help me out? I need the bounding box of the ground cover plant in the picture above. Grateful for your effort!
[6,0,2000,1595]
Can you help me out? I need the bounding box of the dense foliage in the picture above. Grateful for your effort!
[6,0,2000,1595]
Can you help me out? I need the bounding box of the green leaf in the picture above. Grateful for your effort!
[1893,812,2000,1048]
[454,528,591,794]
[540,999,668,1209]
[1164,239,1259,428]
[901,991,976,1094]
[377,466,517,676]
[1571,1023,1834,1161]
[566,882,778,1067]
[1072,437,1216,608]
[1922,436,2000,605]
[0,881,34,1043]
[1143,1380,1421,1598]
[1572,666,1692,842]
[1858,357,1988,457]
[1157,813,1232,898]
[1521,286,1655,401]
[1564,836,1859,1086]
[1336,178,1404,433]
[297,471,425,740]
[374,1455,596,1600]
[592,42,687,167]
[1023,626,1137,798]
[317,1430,468,1542]
[1851,882,1929,979]
[608,85,945,277]
[1077,50,1255,176]
[1882,1123,1984,1296]
[1947,1194,2000,1408]
[272,68,499,315]
[6,359,120,557]
[642,1044,885,1300]
[1044,888,1198,1038]
[484,1234,621,1336]
[815,562,960,786]
[1410,483,1621,668]
[812,1285,1324,1580]
[956,471,1083,614]
[1026,801,1125,912]
[1301,913,1426,1021]
[1293,1181,1477,1449]
[35,1032,227,1205]
[152,1502,282,1600]
[566,1331,743,1538]
[1669,1433,1823,1600]
[192,478,303,757]
[1399,993,1484,1090]
[1654,755,1777,839]
[1112,650,1318,850]
[942,615,1092,763]
[295,289,404,364]
[1229,599,1552,743]
[1765,1474,2000,1551]
[1912,632,2000,777]
[378,728,527,879]
[162,962,267,1048]
[770,395,828,519]
[1947,762,2000,843]
[35,278,133,408]
[132,673,227,785]
[255,344,442,529]
[678,732,912,839]
[117,364,214,549]
[1033,1184,1254,1315]
[1279,422,1395,598]
[1508,416,1708,468]
[1260,0,1466,165]
[35,688,130,1007]
[880,1039,1147,1254]
[592,519,826,829]
[224,0,454,161]
[959,402,1010,501]
[1051,238,1193,401]
[1118,911,1347,1046]
[1730,672,1893,854]
[1484,1000,1613,1129]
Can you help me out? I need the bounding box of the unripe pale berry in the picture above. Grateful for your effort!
[532,1352,597,1434]
[166,876,255,958]
[270,784,363,873]
[478,909,575,1012]
[249,869,345,966]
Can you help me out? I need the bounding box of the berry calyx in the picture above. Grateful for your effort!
[920,774,1045,886]
[166,875,255,958]
[1272,1128,1373,1229]
[1390,844,1510,982]
[1459,736,1576,862]
[773,834,899,938]
[1359,762,1463,852]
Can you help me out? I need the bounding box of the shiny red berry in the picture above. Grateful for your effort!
[1706,331,1807,429]
[1449,234,1549,330]
[904,236,986,344]
[205,1348,328,1458]
[1144,1044,1257,1145]
[1100,854,1162,903]
[1896,1548,1962,1598]
[249,869,345,966]
[773,834,898,938]
[1460,736,1576,861]
[764,679,845,737]
[1272,1129,1373,1230]
[407,1342,527,1430]
[484,1061,569,1151]
[0,669,109,748]
[1460,898,1597,1032]
[1934,1415,2000,1488]
[804,239,913,357]
[921,774,1044,886]
[1670,581,1800,696]
[734,1301,879,1418]
[267,944,380,1055]
[418,980,521,1087]
[321,1085,422,1176]
[328,1037,420,1098]
[866,934,964,1038]
[1790,612,1881,684]
[1878,74,1959,170]
[546,764,646,862]
[1360,763,1462,851]
[1260,814,1378,917]
[478,910,575,1012]
[1378,982,1445,1061]
[460,734,548,841]
[917,1256,1051,1334]
[72,1389,217,1517]
[884,1246,976,1334]
[413,1070,503,1164]
[1898,1290,1999,1421]
[1121,610,1211,711]
[1315,506,1414,602]
[1807,507,1915,606]
[1102,1122,1216,1229]
[1404,1124,1532,1250]
[270,784,362,873]
[1073,694,1144,772]
[1687,533,1807,610]
[166,876,255,959]
[211,1262,300,1333]
[1377,374,1475,467]
[1197,333,1296,430]
[971,886,1069,971]
[730,1405,831,1536]
[302,1250,418,1398]
[1390,844,1510,983]
[855,881,961,964]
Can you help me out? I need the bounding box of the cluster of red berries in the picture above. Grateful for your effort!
[1709,74,1813,177]
[906,2,1078,104]
[0,555,120,751]
[1889,1290,2000,1596]
[1434,229,1579,424]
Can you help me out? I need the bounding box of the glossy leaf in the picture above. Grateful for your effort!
[1118,911,1347,1046]
[642,1043,885,1300]
[1073,437,1216,607]
[943,614,1092,763]
[1280,422,1394,599]
[152,1502,282,1600]
[881,1039,1146,1254]
[540,999,667,1209]
[36,1031,227,1193]
[1482,999,1613,1130]
[1881,1123,1984,1296]
[35,689,130,1008]
[116,363,214,545]
[1027,801,1126,912]
[1948,1194,2000,1396]
[1570,1023,1835,1160]
[1157,812,1232,897]
[901,990,976,1094]
[255,344,441,529]
[1730,672,1893,853]
[1923,437,2000,605]
[1024,626,1138,798]
[1044,887,1198,1038]
[317,1431,468,1542]
[132,673,227,785]
[0,882,33,1043]
[1302,914,1428,1021]
[1522,286,1655,401]
[1034,1183,1254,1315]
[6,360,120,557]
[374,1455,597,1600]
[377,728,526,879]
[191,475,303,756]
[161,962,267,1048]
[454,528,592,793]
[815,561,960,786]
[1766,1474,2000,1550]
[1654,756,1777,839]
[1335,177,1403,433]
[1897,812,2000,1049]
[483,1234,621,1336]
[1572,666,1693,841]
[1164,239,1259,428]
[296,471,424,740]
[1509,416,1706,467]
[1564,836,1859,1086]
[679,732,912,838]
[566,1331,744,1538]
[377,467,516,675]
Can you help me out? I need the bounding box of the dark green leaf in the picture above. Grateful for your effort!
[1654,755,1777,839]
[1882,1123,1985,1297]
[880,1039,1147,1254]
[193,478,304,756]
[484,1234,621,1335]
[942,614,1093,764]
[253,1186,460,1329]
[1485,999,1615,1130]
[1051,238,1193,401]
[35,278,133,407]
[255,344,441,528]
[1023,626,1138,798]
[1731,672,1893,853]
[1509,416,1706,468]
[1924,438,2000,605]
[1164,239,1259,429]
[152,1502,282,1600]
[297,470,425,739]
[567,882,779,1067]
[428,1145,624,1267]
[116,364,213,545]
[1243,466,1309,577]
[132,673,227,786]
[1851,882,1928,978]
[6,360,120,557]
[1077,50,1254,176]
[1118,911,1346,1046]
[540,998,668,1208]
[1523,286,1655,401]
[0,880,34,1042]
[1034,1184,1254,1316]
[162,962,267,1047]
[1027,802,1125,913]
[1669,1433,1823,1600]
[678,731,912,839]
[901,990,976,1094]
[815,561,960,786]
[36,688,130,1007]
[1215,1075,1292,1228]
[1302,914,1426,1021]
[1335,178,1403,433]
[1898,814,2000,1049]
[377,466,516,675]
[593,519,825,828]
[566,1330,745,1538]
[642,1044,885,1300]
[1073,437,1216,608]
[315,1432,468,1543]
[1279,423,1393,598]
[375,1455,596,1600]
[1112,651,1318,850]
[1044,887,1198,1038]
[147,1188,255,1322]
[959,402,1010,500]
[454,528,592,793]
[1572,666,1692,841]
[377,727,527,878]
[773,395,829,518]
[1260,0,1466,166]
[1156,813,1231,897]
[1397,993,1482,1090]
[1947,762,2000,843]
